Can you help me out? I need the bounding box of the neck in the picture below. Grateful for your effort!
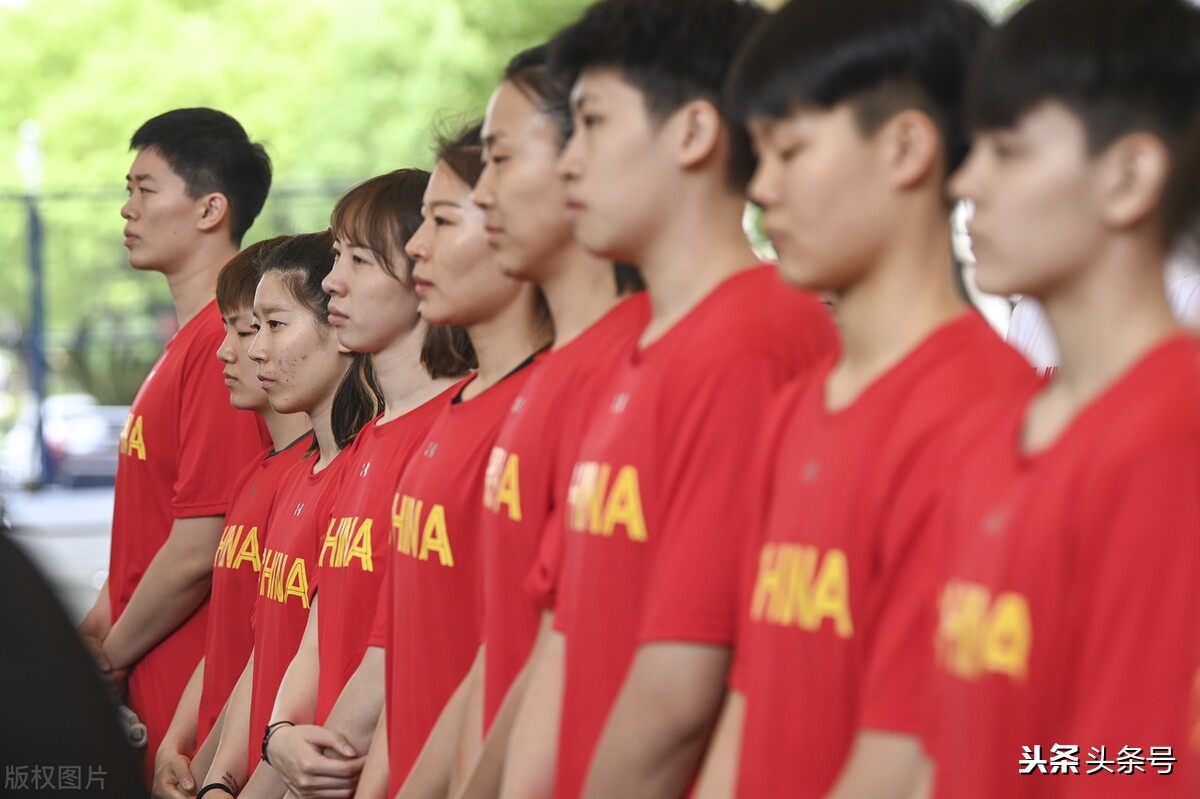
[464,287,549,397]
[165,238,240,326]
[833,207,965,378]
[261,409,312,452]
[308,399,341,472]
[1038,236,1179,402]
[636,186,757,344]
[371,323,457,420]
[538,244,622,347]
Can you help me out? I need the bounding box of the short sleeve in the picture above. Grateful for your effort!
[367,577,389,649]
[173,321,270,517]
[638,356,785,646]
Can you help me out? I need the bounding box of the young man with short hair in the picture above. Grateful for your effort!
[78,107,274,780]
[932,0,1200,795]
[502,2,838,797]
[693,1,1038,797]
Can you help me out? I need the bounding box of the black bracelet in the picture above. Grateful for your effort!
[196,784,234,799]
[262,720,295,766]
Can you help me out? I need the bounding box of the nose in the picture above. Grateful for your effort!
[405,217,433,263]
[557,129,584,180]
[247,331,267,364]
[121,194,136,221]
[473,162,496,210]
[216,329,238,364]
[948,146,984,205]
[747,156,779,210]
[322,256,346,297]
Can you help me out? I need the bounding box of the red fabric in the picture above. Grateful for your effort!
[931,335,1200,799]
[481,295,649,730]
[386,365,539,795]
[315,389,454,723]
[246,453,347,775]
[553,267,836,799]
[110,300,270,778]
[196,433,312,747]
[732,314,1034,798]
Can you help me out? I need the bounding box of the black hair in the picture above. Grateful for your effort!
[216,236,290,316]
[330,169,475,379]
[728,0,988,176]
[968,0,1200,244]
[503,45,645,296]
[259,231,382,451]
[130,108,272,245]
[548,0,766,189]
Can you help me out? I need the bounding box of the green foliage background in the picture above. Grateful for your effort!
[0,0,589,402]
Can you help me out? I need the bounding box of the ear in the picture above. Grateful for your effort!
[196,192,231,234]
[672,99,724,171]
[1097,132,1170,232]
[880,109,940,190]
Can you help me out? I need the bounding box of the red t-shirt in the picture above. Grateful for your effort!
[246,451,347,774]
[481,295,649,729]
[315,389,455,723]
[553,266,836,799]
[196,432,312,747]
[731,313,1035,798]
[109,300,270,771]
[931,334,1200,799]
[387,363,539,794]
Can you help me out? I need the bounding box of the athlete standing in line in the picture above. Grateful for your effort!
[81,108,274,781]
[260,169,472,799]
[195,231,378,798]
[932,1,1200,795]
[153,237,313,799]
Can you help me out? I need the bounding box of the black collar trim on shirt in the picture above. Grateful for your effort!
[268,429,314,458]
[451,345,548,405]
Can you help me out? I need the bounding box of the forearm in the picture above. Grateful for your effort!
[105,516,223,670]
[204,654,256,794]
[449,647,485,796]
[356,714,389,799]
[823,731,927,799]
[455,653,531,799]
[499,629,564,799]
[236,760,290,799]
[270,604,321,726]
[396,657,476,799]
[692,690,744,799]
[79,578,112,638]
[583,643,730,799]
[159,658,205,761]
[322,646,385,753]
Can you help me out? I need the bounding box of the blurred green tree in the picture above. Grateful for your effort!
[0,0,588,403]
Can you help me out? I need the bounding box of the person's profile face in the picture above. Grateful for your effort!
[951,101,1102,299]
[248,271,348,417]
[216,304,272,412]
[556,68,672,264]
[747,105,891,293]
[476,81,575,282]
[120,147,205,275]
[324,234,421,356]
[407,163,522,328]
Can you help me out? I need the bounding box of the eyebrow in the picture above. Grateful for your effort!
[428,200,461,210]
[255,304,292,316]
[125,173,156,184]
[482,131,506,148]
[572,92,598,111]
